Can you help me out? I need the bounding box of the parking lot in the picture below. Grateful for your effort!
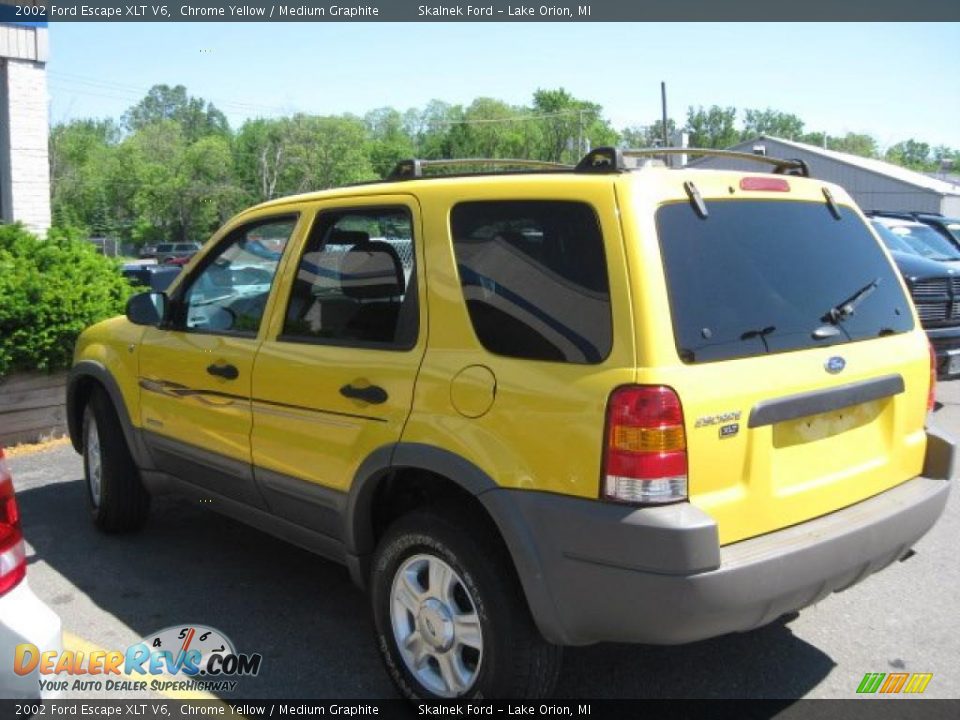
[9,381,960,700]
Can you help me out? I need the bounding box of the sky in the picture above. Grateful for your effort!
[46,22,960,150]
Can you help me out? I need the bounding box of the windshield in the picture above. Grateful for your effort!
[887,223,960,261]
[656,200,914,364]
[942,220,960,244]
[871,221,917,254]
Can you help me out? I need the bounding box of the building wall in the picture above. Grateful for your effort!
[0,23,50,236]
[693,139,949,215]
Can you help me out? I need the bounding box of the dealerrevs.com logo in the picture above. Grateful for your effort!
[14,624,262,694]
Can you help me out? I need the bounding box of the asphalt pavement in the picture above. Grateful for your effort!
[8,380,960,699]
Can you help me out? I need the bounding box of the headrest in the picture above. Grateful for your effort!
[329,229,370,247]
[340,240,405,300]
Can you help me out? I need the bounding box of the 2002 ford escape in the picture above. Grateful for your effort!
[67,148,955,699]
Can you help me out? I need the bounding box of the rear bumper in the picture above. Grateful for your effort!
[484,427,954,646]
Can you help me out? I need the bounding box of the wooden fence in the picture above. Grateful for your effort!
[0,371,69,447]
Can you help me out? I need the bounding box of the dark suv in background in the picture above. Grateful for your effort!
[872,220,960,377]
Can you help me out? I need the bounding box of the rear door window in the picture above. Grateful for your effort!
[656,200,914,363]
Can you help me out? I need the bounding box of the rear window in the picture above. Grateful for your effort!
[656,200,914,364]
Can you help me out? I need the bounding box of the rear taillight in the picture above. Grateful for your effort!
[0,448,26,595]
[928,343,937,413]
[602,386,688,504]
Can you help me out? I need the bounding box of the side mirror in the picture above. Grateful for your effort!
[125,291,168,326]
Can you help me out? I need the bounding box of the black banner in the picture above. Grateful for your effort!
[1,0,960,22]
[4,700,960,720]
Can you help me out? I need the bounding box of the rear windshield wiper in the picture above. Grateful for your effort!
[822,277,880,325]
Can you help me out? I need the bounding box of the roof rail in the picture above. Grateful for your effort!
[575,147,811,177]
[866,210,916,219]
[387,157,573,180]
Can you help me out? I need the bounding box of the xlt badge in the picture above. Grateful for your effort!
[695,411,742,428]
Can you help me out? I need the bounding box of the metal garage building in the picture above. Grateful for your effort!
[691,136,960,216]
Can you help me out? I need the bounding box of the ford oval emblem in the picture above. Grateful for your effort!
[825,356,846,374]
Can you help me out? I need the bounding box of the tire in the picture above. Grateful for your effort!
[82,388,150,533]
[371,505,562,699]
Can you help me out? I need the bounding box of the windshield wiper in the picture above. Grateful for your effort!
[822,277,880,325]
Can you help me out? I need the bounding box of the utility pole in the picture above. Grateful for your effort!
[578,109,585,157]
[661,81,669,164]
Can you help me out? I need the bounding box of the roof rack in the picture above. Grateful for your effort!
[383,147,810,183]
[575,147,811,177]
[388,157,573,180]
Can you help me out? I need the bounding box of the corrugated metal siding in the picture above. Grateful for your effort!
[693,139,944,213]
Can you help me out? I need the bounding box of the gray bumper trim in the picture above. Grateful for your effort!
[496,476,950,646]
[486,429,954,646]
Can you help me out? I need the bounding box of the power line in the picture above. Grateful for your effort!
[47,71,298,116]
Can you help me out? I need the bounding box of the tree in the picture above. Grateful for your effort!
[685,106,739,149]
[532,88,616,163]
[446,97,536,160]
[741,108,805,141]
[365,107,415,177]
[235,118,291,203]
[403,100,458,158]
[829,133,879,158]
[885,139,932,170]
[619,119,678,148]
[123,84,229,142]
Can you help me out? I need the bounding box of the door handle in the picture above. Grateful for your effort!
[339,383,388,405]
[206,363,239,380]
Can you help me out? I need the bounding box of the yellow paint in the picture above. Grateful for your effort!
[73,168,931,546]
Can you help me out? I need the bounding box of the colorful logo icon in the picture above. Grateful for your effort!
[857,672,933,694]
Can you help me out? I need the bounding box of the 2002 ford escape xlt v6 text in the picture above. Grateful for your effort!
[67,148,955,699]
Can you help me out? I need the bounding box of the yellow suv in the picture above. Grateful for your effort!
[67,148,955,699]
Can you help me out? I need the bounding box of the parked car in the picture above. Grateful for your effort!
[873,221,960,377]
[869,210,960,249]
[138,244,158,260]
[67,148,954,699]
[121,263,182,292]
[869,215,960,269]
[155,242,202,264]
[165,254,195,267]
[0,448,63,699]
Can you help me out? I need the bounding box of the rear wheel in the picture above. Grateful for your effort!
[371,506,561,699]
[83,389,150,532]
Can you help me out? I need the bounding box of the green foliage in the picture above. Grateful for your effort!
[742,108,805,141]
[685,106,739,149]
[0,224,135,377]
[49,82,960,252]
[123,84,229,142]
[885,139,933,170]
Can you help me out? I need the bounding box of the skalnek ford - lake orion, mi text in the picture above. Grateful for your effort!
[419,4,591,17]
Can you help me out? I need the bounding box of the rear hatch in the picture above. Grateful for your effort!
[626,174,931,545]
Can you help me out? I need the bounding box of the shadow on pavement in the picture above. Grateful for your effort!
[18,476,835,699]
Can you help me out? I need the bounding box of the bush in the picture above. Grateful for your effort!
[0,224,134,377]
